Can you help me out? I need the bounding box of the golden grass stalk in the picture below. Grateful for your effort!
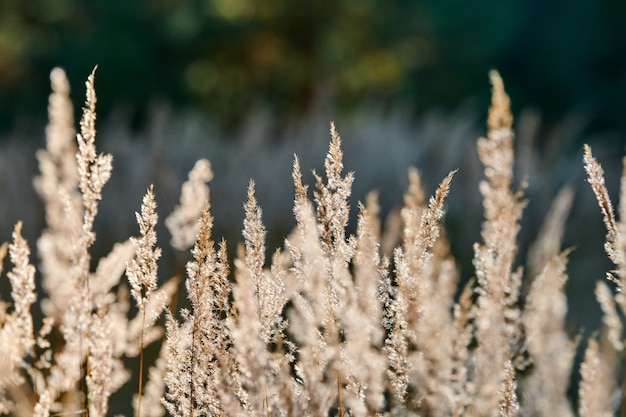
[583,144,626,415]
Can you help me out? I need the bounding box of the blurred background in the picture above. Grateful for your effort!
[1,0,625,136]
[1,1,626,411]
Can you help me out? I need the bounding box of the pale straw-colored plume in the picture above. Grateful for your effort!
[163,200,247,417]
[470,70,525,416]
[126,184,177,417]
[578,338,615,417]
[165,159,213,251]
[0,222,36,415]
[584,144,625,278]
[522,251,576,417]
[127,185,161,311]
[230,180,294,416]
[384,168,462,414]
[520,183,577,416]
[583,144,626,416]
[34,67,81,322]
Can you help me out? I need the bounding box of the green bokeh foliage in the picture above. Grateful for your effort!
[0,0,624,134]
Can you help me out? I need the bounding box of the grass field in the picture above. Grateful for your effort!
[0,68,624,416]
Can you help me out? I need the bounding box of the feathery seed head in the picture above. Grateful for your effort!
[127,185,162,310]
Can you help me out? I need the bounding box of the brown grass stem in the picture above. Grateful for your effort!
[137,308,145,417]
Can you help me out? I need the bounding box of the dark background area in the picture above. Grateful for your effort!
[0,0,625,140]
